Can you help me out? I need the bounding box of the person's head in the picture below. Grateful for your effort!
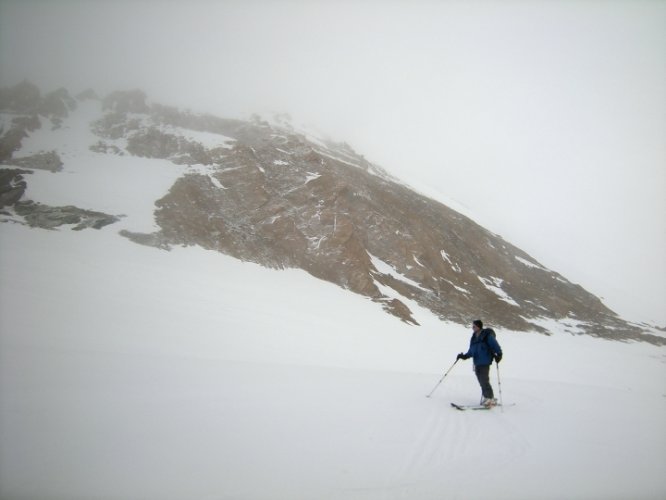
[472,319,483,332]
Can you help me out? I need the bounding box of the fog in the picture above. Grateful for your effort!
[1,0,664,325]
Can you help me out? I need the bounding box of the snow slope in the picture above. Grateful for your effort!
[1,99,665,500]
[1,222,665,500]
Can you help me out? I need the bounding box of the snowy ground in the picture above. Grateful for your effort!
[1,101,665,499]
[1,223,665,500]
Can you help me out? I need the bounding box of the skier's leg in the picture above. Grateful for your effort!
[475,365,494,399]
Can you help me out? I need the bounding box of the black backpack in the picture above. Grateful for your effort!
[482,328,497,360]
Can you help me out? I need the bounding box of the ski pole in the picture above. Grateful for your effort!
[426,359,458,398]
[496,362,504,412]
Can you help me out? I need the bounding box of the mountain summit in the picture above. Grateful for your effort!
[1,82,660,343]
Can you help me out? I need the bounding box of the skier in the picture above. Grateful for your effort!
[457,319,503,407]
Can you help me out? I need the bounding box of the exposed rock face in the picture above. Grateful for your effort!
[90,141,124,155]
[1,83,661,343]
[0,169,29,208]
[13,201,120,230]
[0,83,121,231]
[0,109,41,163]
[0,168,120,230]
[147,130,627,335]
[0,81,76,120]
[40,88,77,121]
[0,81,76,162]
[92,98,236,166]
[102,89,150,114]
[125,128,213,165]
[0,80,42,113]
[80,96,656,342]
[8,151,63,172]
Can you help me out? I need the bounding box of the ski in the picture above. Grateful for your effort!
[451,402,490,411]
[450,402,515,411]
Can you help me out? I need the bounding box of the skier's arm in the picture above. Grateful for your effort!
[457,341,473,360]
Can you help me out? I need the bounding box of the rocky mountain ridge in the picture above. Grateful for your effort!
[1,81,662,344]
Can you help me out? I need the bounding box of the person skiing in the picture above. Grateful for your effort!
[457,319,503,407]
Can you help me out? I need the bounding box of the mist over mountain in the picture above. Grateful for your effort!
[1,81,662,344]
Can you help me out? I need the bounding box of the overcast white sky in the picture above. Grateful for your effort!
[1,0,664,325]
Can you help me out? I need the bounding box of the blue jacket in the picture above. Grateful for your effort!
[465,328,502,366]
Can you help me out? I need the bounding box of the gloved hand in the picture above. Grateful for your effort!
[456,352,468,361]
[494,353,502,363]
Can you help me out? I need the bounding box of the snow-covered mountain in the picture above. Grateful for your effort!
[1,82,665,500]
[0,81,661,343]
